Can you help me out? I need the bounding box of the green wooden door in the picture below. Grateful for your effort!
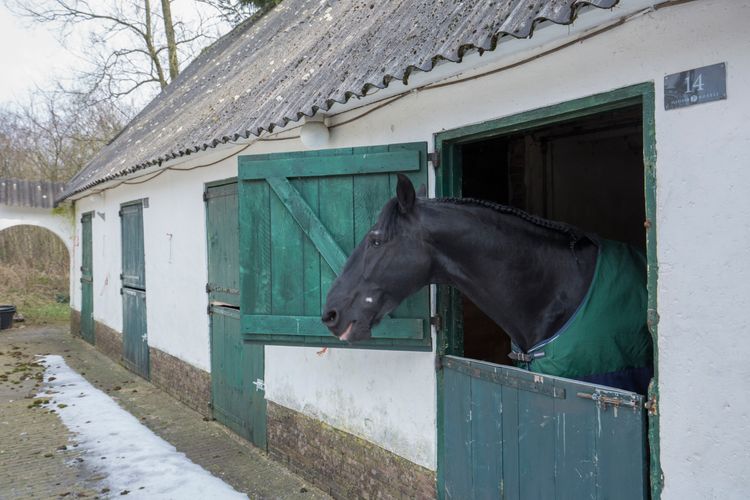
[80,212,95,345]
[441,356,647,499]
[122,288,149,379]
[206,180,266,449]
[238,143,431,350]
[120,201,149,379]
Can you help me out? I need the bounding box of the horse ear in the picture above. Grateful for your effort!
[416,184,427,198]
[396,174,416,214]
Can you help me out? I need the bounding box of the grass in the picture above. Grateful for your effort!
[0,265,69,326]
[0,226,70,326]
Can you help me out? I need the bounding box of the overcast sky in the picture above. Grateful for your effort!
[0,4,80,102]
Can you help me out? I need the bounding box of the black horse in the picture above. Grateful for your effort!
[322,174,652,394]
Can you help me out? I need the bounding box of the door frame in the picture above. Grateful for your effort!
[433,82,660,498]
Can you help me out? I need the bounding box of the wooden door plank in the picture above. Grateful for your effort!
[500,385,520,499]
[517,389,556,499]
[241,314,423,338]
[294,178,323,317]
[239,149,421,180]
[269,181,305,315]
[470,376,503,500]
[596,389,648,499]
[240,180,272,315]
[552,379,598,500]
[443,366,473,498]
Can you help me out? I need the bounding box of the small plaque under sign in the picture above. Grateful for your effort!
[664,63,726,110]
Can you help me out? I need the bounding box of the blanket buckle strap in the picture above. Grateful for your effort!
[508,351,546,363]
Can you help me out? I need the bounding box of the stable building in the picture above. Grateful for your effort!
[59,1,750,498]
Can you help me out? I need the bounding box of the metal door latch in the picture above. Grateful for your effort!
[644,394,658,416]
[577,391,640,412]
[252,379,265,392]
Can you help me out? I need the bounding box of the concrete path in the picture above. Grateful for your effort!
[0,324,329,499]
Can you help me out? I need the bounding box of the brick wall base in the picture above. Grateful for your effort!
[149,347,211,417]
[267,402,436,499]
[69,309,81,338]
[94,320,123,362]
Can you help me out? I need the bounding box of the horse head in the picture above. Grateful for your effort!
[322,174,431,342]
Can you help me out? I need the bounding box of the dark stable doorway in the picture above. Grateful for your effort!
[459,104,645,365]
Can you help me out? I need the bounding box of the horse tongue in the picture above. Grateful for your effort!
[340,322,354,341]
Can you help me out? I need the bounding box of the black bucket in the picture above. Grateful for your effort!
[0,305,16,330]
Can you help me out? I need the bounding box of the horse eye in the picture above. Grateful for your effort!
[371,239,382,247]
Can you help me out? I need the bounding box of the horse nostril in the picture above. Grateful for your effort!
[322,309,338,326]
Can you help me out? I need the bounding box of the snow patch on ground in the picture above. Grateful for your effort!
[37,355,247,499]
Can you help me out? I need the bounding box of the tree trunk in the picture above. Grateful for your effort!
[144,0,168,89]
[160,0,179,80]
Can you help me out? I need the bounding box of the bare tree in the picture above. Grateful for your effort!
[0,90,125,182]
[6,0,220,108]
[198,0,280,26]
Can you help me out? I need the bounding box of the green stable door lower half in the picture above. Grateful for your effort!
[205,180,266,449]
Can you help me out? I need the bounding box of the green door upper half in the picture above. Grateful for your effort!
[80,212,95,345]
[120,202,146,290]
[205,180,266,449]
[238,142,431,350]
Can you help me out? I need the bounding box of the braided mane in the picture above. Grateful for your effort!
[432,197,586,250]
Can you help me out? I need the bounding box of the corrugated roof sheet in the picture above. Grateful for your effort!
[1,179,66,209]
[60,0,618,201]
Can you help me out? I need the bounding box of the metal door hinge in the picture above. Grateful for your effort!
[428,151,440,169]
[203,191,209,202]
[205,283,211,293]
[207,304,212,315]
[118,209,123,217]
[430,314,442,332]
[645,394,658,416]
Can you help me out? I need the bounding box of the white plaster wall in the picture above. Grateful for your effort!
[68,1,750,491]
[0,204,75,252]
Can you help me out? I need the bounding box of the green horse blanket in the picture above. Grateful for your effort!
[512,238,653,394]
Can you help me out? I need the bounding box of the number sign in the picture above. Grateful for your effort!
[664,63,726,110]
